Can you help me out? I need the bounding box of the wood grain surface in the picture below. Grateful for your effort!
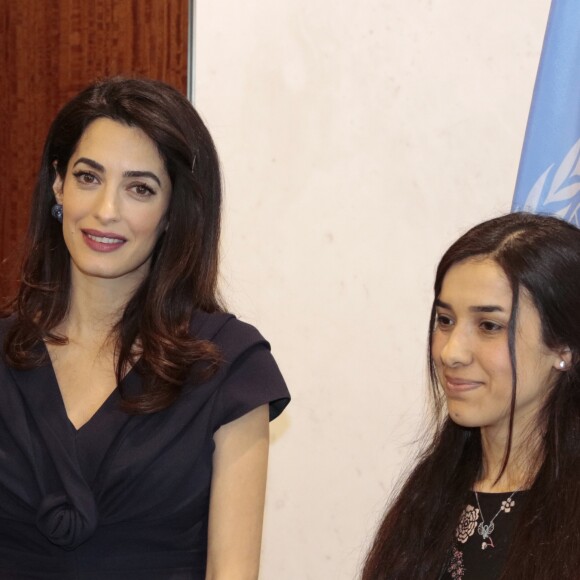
[0,0,189,299]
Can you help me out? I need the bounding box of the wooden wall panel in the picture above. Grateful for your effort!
[0,0,189,299]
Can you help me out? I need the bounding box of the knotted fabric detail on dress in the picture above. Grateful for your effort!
[36,492,98,550]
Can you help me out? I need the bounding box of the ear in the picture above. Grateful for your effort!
[52,162,64,204]
[554,346,573,371]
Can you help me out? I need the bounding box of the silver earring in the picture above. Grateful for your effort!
[559,360,566,369]
[51,203,63,223]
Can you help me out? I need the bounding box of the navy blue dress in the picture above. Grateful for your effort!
[0,312,290,579]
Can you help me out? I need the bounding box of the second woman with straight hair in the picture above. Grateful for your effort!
[363,212,580,579]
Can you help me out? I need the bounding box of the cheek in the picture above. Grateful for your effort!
[61,188,89,219]
[515,355,556,402]
[480,346,513,398]
[431,334,445,366]
[130,207,168,239]
[483,346,512,376]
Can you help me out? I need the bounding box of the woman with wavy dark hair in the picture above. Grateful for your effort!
[363,213,580,580]
[0,77,289,579]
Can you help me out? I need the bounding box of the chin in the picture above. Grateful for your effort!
[71,256,153,282]
[447,406,482,429]
[449,415,479,428]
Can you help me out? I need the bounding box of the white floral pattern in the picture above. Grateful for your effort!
[455,504,479,543]
[448,492,521,578]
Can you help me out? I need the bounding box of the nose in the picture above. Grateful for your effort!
[438,325,473,368]
[93,184,121,223]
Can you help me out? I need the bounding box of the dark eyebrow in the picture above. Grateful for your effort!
[435,299,506,313]
[123,170,161,188]
[73,157,105,172]
[72,158,161,187]
[469,305,506,313]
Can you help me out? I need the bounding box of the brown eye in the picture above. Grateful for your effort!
[130,183,155,197]
[436,314,453,329]
[72,170,98,184]
[480,321,503,332]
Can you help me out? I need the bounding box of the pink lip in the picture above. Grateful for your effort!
[444,376,483,392]
[81,229,127,253]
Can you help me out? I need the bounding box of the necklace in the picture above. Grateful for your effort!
[474,490,518,550]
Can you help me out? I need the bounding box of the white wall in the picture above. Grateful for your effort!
[195,2,550,578]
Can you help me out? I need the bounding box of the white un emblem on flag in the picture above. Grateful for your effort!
[522,138,580,227]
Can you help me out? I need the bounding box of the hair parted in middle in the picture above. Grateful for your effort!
[5,76,225,413]
[363,212,580,580]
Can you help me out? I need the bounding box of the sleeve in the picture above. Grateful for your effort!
[210,317,290,431]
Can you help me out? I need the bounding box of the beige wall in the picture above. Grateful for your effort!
[195,1,550,578]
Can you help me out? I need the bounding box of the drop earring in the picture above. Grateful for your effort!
[51,203,63,223]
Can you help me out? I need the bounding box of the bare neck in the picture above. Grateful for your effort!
[57,266,143,346]
[477,421,541,492]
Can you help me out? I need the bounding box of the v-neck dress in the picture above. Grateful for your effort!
[0,311,290,579]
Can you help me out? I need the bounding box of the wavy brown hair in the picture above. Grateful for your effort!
[3,77,224,413]
[362,213,580,579]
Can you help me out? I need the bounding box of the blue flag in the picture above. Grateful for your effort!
[512,0,580,226]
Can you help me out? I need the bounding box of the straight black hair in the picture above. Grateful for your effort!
[363,213,580,579]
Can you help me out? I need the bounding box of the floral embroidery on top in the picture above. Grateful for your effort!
[455,504,480,543]
[447,545,465,579]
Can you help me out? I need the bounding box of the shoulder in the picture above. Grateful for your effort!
[189,311,290,426]
[190,311,270,358]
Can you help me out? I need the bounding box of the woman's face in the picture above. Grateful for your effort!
[53,118,171,288]
[432,257,564,437]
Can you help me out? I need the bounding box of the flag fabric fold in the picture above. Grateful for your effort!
[512,0,580,226]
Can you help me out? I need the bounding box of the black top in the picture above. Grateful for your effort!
[442,490,526,580]
[0,312,290,579]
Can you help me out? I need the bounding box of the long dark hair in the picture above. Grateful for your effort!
[3,77,225,413]
[362,213,580,579]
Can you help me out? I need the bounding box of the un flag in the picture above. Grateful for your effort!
[512,0,580,226]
